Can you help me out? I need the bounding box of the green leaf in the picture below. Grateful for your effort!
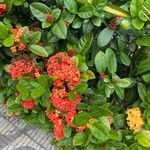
[115,86,125,100]
[87,119,110,141]
[75,83,88,94]
[78,5,93,18]
[136,130,150,148]
[77,103,89,111]
[105,48,117,74]
[92,0,107,11]
[130,0,142,17]
[13,0,25,6]
[3,35,14,47]
[86,144,100,150]
[30,2,51,22]
[136,36,150,47]
[38,112,46,124]
[132,18,144,30]
[72,18,82,29]
[68,91,76,101]
[136,58,150,75]
[73,132,87,146]
[64,126,72,138]
[52,8,61,21]
[77,33,93,55]
[137,82,147,103]
[28,44,49,57]
[95,51,106,73]
[89,106,112,119]
[52,19,67,39]
[92,17,101,27]
[31,86,46,98]
[0,22,8,40]
[120,52,131,66]
[28,31,41,44]
[73,112,91,126]
[64,0,78,14]
[85,70,95,80]
[110,129,122,142]
[116,78,131,88]
[97,27,114,48]
[142,74,150,83]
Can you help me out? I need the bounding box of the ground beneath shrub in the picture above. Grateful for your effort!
[0,105,55,150]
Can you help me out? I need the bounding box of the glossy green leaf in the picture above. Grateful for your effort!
[28,31,41,44]
[73,132,87,146]
[52,19,67,39]
[105,48,117,74]
[120,52,131,66]
[136,36,150,46]
[64,0,78,14]
[97,27,114,48]
[95,51,106,73]
[78,5,93,18]
[29,45,48,57]
[30,2,51,22]
[77,33,93,55]
[73,112,91,126]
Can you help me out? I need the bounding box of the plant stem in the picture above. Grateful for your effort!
[103,3,131,18]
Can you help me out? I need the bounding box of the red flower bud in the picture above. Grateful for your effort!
[109,21,117,30]
[20,99,35,110]
[45,14,54,23]
[18,43,26,51]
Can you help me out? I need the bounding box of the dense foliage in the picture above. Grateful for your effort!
[0,0,150,149]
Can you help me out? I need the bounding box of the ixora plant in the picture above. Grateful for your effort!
[0,0,150,149]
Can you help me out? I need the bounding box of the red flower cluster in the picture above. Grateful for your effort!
[8,56,40,80]
[51,88,81,112]
[46,109,64,141]
[46,53,85,140]
[47,53,80,90]
[20,99,35,110]
[10,26,26,53]
[0,3,6,17]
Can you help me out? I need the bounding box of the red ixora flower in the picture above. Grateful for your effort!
[51,88,81,112]
[0,3,6,17]
[47,52,80,90]
[20,99,35,110]
[8,56,40,80]
[45,109,64,141]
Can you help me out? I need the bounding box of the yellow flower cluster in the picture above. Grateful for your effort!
[126,107,144,132]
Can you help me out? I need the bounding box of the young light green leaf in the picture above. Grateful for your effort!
[78,5,93,18]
